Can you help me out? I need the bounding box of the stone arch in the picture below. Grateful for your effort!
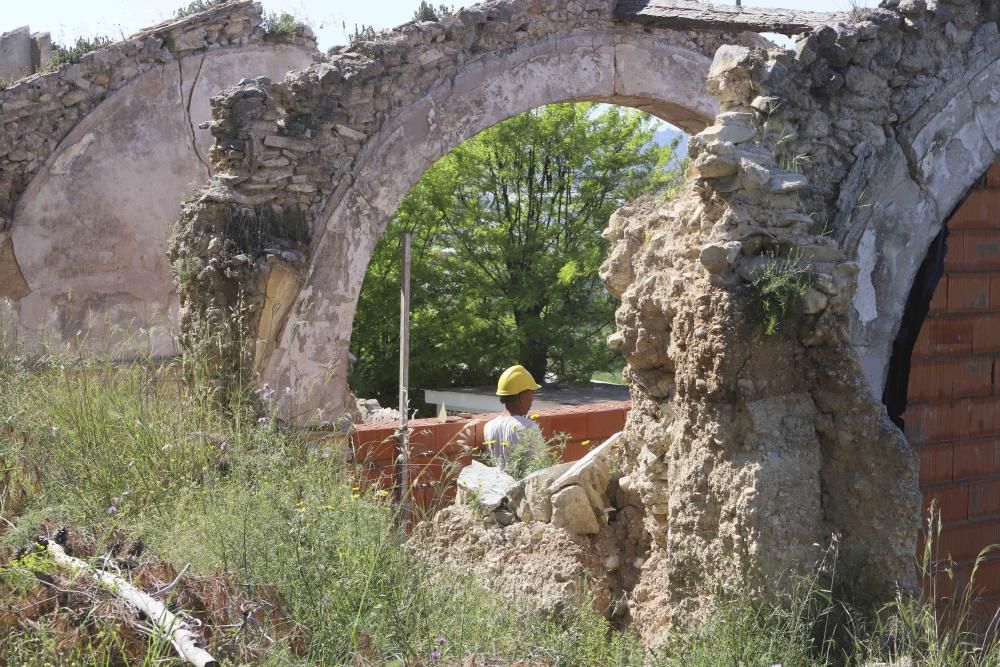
[261,28,722,420]
[839,48,1000,397]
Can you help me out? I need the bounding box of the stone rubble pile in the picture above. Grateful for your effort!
[457,434,621,536]
[415,432,646,621]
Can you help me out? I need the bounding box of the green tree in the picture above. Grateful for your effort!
[350,103,677,408]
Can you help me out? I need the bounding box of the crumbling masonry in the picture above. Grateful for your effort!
[165,0,1000,641]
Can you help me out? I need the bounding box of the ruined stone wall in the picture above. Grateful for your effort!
[0,1,315,239]
[168,0,770,421]
[166,0,1000,642]
[602,0,999,638]
[0,1,317,354]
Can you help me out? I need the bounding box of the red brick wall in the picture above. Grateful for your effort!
[904,160,1000,609]
[349,401,629,514]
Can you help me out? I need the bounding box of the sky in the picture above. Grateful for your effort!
[3,0,874,52]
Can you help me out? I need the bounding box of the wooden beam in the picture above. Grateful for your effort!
[615,0,845,36]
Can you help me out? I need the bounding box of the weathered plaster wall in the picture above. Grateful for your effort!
[0,1,316,355]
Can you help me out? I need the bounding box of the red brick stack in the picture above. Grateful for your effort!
[349,401,630,515]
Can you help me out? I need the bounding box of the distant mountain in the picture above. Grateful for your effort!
[653,126,688,166]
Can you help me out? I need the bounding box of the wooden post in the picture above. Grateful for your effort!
[398,232,412,521]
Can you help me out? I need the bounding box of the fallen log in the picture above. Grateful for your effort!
[42,541,218,667]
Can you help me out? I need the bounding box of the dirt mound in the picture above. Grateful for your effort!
[409,472,648,628]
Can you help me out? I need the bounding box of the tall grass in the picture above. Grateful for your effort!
[1,334,998,665]
[0,338,642,664]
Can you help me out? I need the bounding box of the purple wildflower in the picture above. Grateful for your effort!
[107,505,117,515]
[429,649,441,662]
[436,636,447,645]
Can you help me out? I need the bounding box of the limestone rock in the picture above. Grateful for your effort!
[687,153,739,179]
[707,45,755,108]
[507,461,574,523]
[550,485,600,535]
[0,27,32,82]
[456,461,515,511]
[765,172,809,193]
[698,123,756,145]
[801,287,828,314]
[699,241,742,273]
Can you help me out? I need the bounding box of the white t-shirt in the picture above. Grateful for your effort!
[483,414,543,463]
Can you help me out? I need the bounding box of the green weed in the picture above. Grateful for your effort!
[263,12,299,43]
[174,0,228,19]
[751,251,811,335]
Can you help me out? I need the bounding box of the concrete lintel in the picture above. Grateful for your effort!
[615,0,845,36]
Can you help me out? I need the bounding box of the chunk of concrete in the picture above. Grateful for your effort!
[456,460,515,511]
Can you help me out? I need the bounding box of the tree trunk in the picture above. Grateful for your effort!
[514,308,548,383]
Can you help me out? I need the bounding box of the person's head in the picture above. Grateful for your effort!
[495,365,541,416]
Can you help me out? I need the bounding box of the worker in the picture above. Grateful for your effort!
[484,364,544,465]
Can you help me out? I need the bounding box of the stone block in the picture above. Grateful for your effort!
[456,460,515,511]
[550,485,600,535]
[507,461,573,523]
[699,241,742,273]
[0,26,33,82]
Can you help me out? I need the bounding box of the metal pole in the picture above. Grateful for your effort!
[398,232,412,521]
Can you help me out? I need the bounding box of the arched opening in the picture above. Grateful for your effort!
[256,29,718,423]
[885,159,1000,613]
[347,102,688,422]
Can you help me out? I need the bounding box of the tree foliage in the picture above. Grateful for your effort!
[350,104,678,408]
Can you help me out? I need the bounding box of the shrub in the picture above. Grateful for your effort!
[263,12,298,42]
[43,36,113,72]
[174,0,228,19]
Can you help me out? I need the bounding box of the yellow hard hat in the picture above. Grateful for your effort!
[496,364,541,396]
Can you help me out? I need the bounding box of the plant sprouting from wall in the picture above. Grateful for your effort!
[173,0,228,19]
[751,251,811,336]
[263,12,300,42]
[43,36,113,72]
[413,2,454,21]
